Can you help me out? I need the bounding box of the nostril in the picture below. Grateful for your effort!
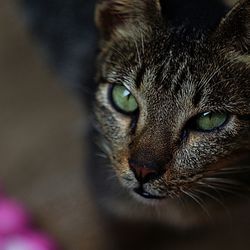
[129,160,166,184]
[133,166,158,181]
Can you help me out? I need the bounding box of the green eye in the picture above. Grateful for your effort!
[111,85,138,114]
[195,112,228,132]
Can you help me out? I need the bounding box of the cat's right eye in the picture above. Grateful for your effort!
[110,85,139,114]
[193,112,229,132]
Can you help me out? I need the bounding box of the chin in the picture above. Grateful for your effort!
[129,189,168,207]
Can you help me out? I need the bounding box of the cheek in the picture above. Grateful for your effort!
[172,134,236,175]
[95,85,132,156]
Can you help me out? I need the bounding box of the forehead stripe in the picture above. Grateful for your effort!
[135,65,146,89]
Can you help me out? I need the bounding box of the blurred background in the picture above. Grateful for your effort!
[0,1,105,249]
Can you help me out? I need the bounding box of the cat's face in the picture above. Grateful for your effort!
[94,0,250,207]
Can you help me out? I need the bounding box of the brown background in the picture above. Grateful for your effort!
[0,1,104,249]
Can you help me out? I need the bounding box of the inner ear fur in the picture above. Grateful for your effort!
[95,0,162,40]
[215,0,250,53]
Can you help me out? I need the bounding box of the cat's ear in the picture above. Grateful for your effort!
[95,0,162,40]
[214,0,250,53]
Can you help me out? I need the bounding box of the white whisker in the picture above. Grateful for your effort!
[181,188,212,219]
[194,186,232,220]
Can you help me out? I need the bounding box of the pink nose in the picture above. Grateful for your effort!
[129,160,165,184]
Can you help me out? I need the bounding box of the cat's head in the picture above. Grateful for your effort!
[94,0,250,210]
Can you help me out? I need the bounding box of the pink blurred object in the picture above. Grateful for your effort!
[0,199,30,235]
[0,185,59,250]
[0,232,58,250]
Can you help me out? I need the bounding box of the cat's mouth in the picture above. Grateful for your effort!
[133,186,166,200]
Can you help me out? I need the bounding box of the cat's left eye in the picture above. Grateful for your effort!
[194,112,229,132]
[110,85,138,114]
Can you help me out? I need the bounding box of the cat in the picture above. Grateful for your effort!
[94,0,250,221]
[22,0,250,249]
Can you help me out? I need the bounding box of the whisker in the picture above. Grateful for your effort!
[106,173,119,182]
[219,166,250,173]
[95,138,112,157]
[214,77,241,86]
[95,153,108,159]
[201,60,234,88]
[181,188,211,219]
[203,181,250,200]
[110,46,133,68]
[135,38,142,66]
[140,32,145,56]
[210,169,250,176]
[197,181,224,200]
[194,186,232,219]
[203,177,250,190]
[190,190,213,219]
